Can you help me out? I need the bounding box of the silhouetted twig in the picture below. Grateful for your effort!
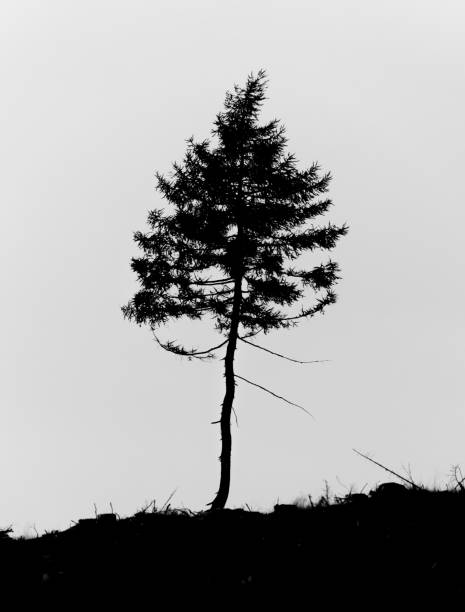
[323,480,331,503]
[211,408,239,426]
[239,336,330,365]
[353,449,421,489]
[109,502,120,519]
[235,373,314,419]
[137,499,156,514]
[450,465,465,491]
[161,488,178,511]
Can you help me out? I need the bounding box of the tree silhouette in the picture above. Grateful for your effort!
[122,70,348,510]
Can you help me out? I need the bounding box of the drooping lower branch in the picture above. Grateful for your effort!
[152,331,228,360]
[239,336,330,365]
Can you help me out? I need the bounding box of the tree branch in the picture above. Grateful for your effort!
[204,288,235,297]
[191,277,234,286]
[234,374,315,419]
[239,336,330,365]
[353,449,421,489]
[240,328,263,340]
[278,310,319,322]
[152,331,228,359]
[273,292,335,324]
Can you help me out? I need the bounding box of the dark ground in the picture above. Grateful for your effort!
[2,484,465,607]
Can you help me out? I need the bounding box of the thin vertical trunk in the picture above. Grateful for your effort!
[208,124,246,511]
[207,274,242,510]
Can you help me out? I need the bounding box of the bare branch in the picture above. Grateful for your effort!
[161,488,178,511]
[239,336,330,365]
[451,465,465,491]
[235,373,314,419]
[353,449,422,489]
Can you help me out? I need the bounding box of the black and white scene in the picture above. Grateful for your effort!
[2,0,465,604]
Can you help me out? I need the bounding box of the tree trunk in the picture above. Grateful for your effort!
[207,276,242,510]
[208,129,245,511]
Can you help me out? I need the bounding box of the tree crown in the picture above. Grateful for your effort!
[123,70,348,358]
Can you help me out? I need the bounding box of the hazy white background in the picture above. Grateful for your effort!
[1,0,464,536]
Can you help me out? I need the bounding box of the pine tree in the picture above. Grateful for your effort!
[122,70,348,510]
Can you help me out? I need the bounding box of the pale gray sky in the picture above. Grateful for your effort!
[1,0,464,535]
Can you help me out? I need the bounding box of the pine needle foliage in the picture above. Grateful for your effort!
[123,70,347,356]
